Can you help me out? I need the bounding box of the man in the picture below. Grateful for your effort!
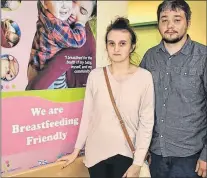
[140,0,207,178]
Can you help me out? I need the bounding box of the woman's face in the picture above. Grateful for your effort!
[106,30,134,63]
[68,1,94,24]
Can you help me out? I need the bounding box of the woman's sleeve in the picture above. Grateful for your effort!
[133,73,155,166]
[74,71,94,149]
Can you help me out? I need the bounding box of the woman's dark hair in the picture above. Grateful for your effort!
[105,17,137,53]
[91,0,97,17]
[157,0,192,24]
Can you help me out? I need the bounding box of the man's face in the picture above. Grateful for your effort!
[44,1,73,21]
[158,8,189,44]
[68,1,94,24]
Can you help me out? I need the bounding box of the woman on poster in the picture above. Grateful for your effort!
[26,0,97,90]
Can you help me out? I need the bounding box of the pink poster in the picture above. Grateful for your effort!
[1,0,97,91]
[1,88,86,175]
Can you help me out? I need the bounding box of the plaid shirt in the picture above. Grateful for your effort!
[30,1,86,69]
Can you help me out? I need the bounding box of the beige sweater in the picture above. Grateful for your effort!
[75,66,154,167]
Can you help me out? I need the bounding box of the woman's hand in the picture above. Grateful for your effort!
[56,149,80,169]
[122,164,141,177]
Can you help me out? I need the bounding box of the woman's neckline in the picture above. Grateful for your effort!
[106,65,139,84]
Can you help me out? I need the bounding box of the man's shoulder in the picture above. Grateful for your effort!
[140,44,160,68]
[191,40,207,55]
[144,44,160,55]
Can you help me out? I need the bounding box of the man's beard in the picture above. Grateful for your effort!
[163,34,185,44]
[162,27,188,44]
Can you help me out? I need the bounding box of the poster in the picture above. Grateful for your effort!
[1,89,86,174]
[1,0,97,175]
[1,0,96,91]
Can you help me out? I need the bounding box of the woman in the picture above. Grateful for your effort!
[57,17,154,178]
[26,0,96,90]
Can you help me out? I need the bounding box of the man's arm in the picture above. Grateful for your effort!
[200,56,207,162]
[139,50,150,69]
[204,56,207,95]
[195,55,207,178]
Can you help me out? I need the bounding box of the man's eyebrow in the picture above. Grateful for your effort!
[161,14,182,18]
[174,15,182,18]
[160,15,168,18]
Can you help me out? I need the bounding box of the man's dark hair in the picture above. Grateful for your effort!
[157,0,192,24]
